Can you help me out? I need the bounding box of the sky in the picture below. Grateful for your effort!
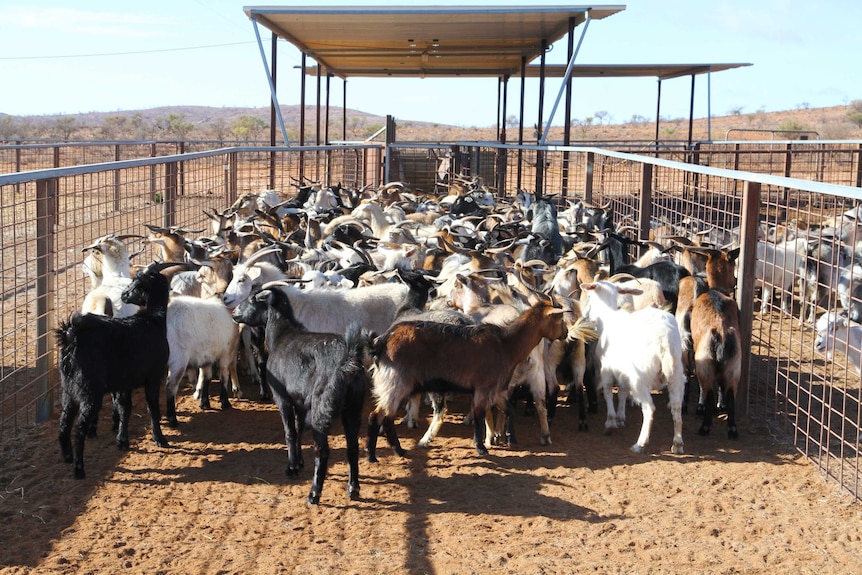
[1,0,860,128]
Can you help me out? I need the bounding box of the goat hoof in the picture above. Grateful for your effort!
[728,427,739,440]
[578,420,589,432]
[285,466,300,478]
[539,435,551,446]
[74,467,85,480]
[167,417,179,428]
[630,444,645,454]
[155,438,169,448]
[698,426,711,436]
[672,442,685,455]
[220,401,231,411]
[199,400,211,410]
[348,487,360,501]
[307,493,320,506]
[117,440,129,451]
[476,445,489,456]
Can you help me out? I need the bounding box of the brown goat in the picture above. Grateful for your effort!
[686,246,740,295]
[366,299,568,460]
[690,289,742,439]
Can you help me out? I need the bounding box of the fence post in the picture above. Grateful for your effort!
[735,180,761,417]
[855,143,862,189]
[584,151,594,204]
[226,152,238,207]
[113,144,121,212]
[638,162,653,247]
[35,178,58,423]
[163,161,177,229]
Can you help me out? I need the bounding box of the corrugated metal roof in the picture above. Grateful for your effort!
[243,5,627,78]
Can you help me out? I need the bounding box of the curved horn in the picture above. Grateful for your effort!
[608,272,638,283]
[240,246,282,267]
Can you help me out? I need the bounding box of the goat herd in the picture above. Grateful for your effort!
[54,177,860,504]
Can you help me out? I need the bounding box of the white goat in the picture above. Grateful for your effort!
[814,310,862,377]
[755,237,807,315]
[164,295,242,426]
[579,280,685,454]
[80,235,138,318]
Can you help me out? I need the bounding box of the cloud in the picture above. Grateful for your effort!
[0,6,173,38]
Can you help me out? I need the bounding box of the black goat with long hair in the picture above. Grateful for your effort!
[231,283,374,505]
[56,261,174,479]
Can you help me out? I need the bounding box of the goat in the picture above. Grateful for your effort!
[365,298,568,461]
[231,284,373,505]
[690,290,742,439]
[814,310,862,377]
[80,235,142,318]
[162,295,242,426]
[755,238,807,315]
[56,261,172,479]
[579,280,685,454]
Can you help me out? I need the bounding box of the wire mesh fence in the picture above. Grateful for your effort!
[1,140,861,499]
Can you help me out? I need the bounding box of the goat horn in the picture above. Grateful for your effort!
[114,234,146,241]
[608,273,638,283]
[241,247,282,266]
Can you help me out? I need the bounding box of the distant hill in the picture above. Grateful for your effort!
[2,103,861,142]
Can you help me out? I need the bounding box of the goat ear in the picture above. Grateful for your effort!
[246,266,263,281]
[581,282,596,291]
[727,247,741,262]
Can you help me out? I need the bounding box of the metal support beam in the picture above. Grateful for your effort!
[251,19,289,145]
[540,12,591,145]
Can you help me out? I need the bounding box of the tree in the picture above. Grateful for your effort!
[52,117,80,140]
[230,115,268,141]
[594,110,610,125]
[155,113,194,140]
[99,116,128,140]
[847,100,862,128]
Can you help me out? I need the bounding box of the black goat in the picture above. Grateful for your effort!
[231,284,373,505]
[56,261,172,479]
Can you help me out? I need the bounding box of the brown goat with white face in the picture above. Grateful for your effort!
[366,299,568,460]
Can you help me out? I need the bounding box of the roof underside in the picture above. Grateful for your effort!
[243,5,626,78]
[521,63,752,80]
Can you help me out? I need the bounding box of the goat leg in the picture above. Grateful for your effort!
[472,405,489,456]
[58,401,77,465]
[342,404,362,501]
[698,388,716,436]
[144,384,169,448]
[113,391,133,451]
[307,429,330,506]
[724,387,739,440]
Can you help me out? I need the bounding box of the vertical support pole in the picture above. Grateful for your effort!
[163,161,177,229]
[735,181,760,417]
[654,79,662,155]
[315,65,322,181]
[562,16,574,196]
[535,39,547,198]
[497,75,509,197]
[584,151,594,204]
[269,32,277,189]
[687,73,696,151]
[517,56,526,192]
[343,79,348,142]
[384,115,395,183]
[35,178,57,423]
[53,146,60,168]
[299,53,307,182]
[638,163,653,246]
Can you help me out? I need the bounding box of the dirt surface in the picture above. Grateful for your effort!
[1,385,861,575]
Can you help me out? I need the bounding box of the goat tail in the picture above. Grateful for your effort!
[709,327,738,367]
[566,316,599,344]
[55,316,79,380]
